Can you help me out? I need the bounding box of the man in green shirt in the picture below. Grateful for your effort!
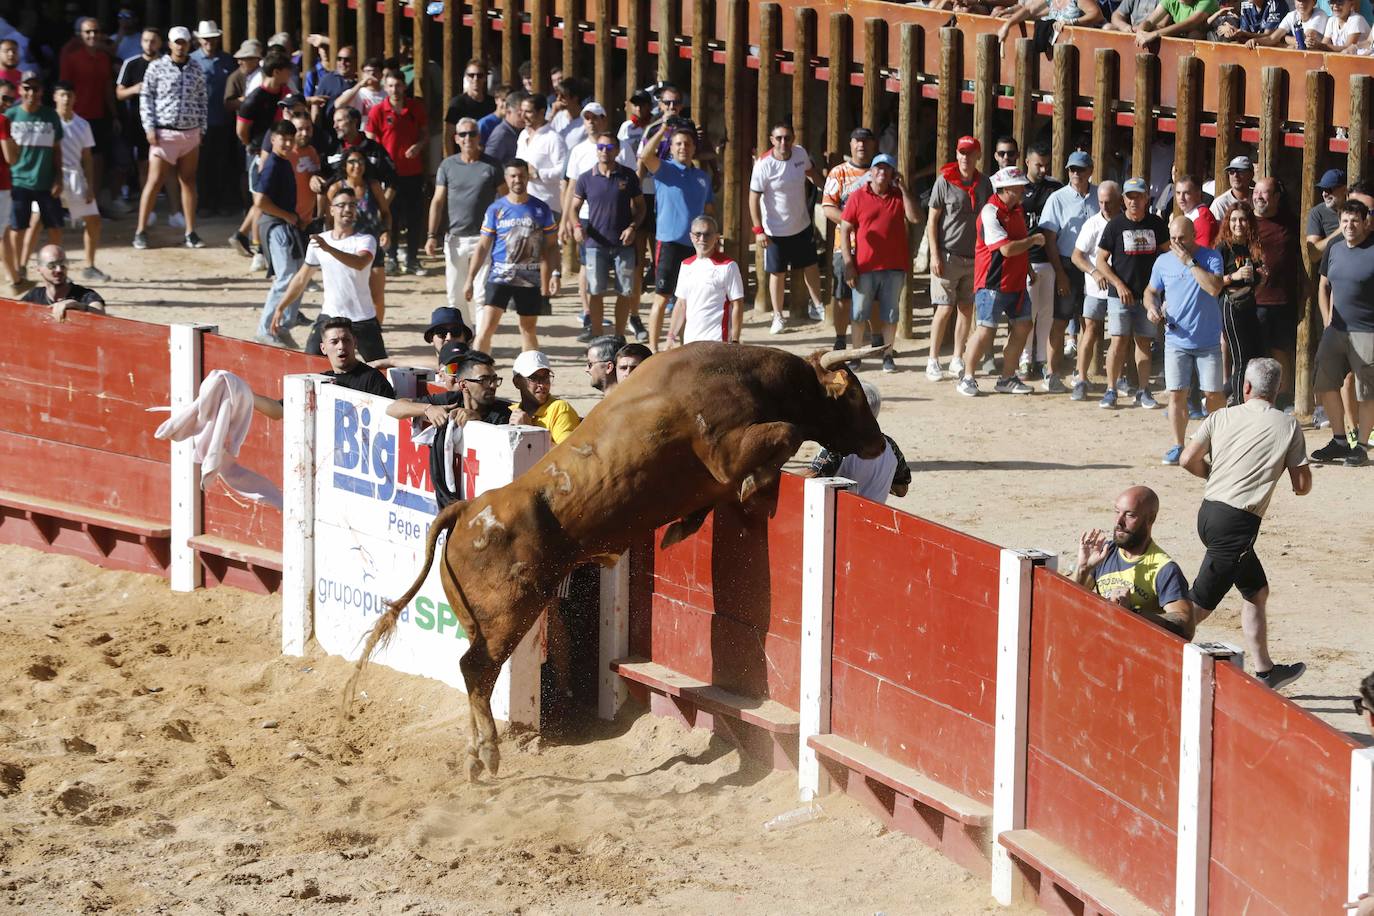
[5,77,65,246]
[1135,0,1219,44]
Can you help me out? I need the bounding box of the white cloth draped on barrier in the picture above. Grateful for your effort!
[152,368,282,509]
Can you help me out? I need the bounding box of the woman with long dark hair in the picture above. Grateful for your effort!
[1215,201,1267,404]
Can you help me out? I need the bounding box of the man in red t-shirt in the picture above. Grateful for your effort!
[957,167,1046,396]
[58,18,116,202]
[838,154,921,373]
[366,71,428,275]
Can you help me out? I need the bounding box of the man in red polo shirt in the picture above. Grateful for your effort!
[957,166,1046,396]
[58,17,116,209]
[366,70,428,275]
[838,153,922,373]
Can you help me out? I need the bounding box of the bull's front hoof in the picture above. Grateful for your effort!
[479,742,501,778]
[465,750,484,782]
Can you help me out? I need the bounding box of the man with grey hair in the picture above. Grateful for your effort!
[585,333,626,394]
[1179,356,1311,691]
[426,117,505,326]
[802,381,910,503]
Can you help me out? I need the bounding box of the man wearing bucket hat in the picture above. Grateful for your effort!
[190,21,237,216]
[1095,176,1170,409]
[956,166,1045,396]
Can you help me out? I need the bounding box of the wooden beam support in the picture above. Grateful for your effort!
[1175,56,1202,185]
[412,0,427,99]
[1297,70,1331,420]
[502,0,519,87]
[1350,74,1373,187]
[936,27,961,173]
[691,0,711,132]
[826,12,853,167]
[563,0,581,82]
[1131,53,1157,184]
[897,22,923,342]
[356,0,372,65]
[1258,66,1285,178]
[1214,63,1241,192]
[1092,48,1118,183]
[974,32,998,177]
[723,0,748,271]
[472,0,491,68]
[1011,38,1035,160]
[626,0,649,97]
[221,0,235,50]
[383,0,399,59]
[594,0,612,108]
[755,3,782,315]
[861,18,887,139]
[301,0,317,74]
[1051,43,1077,176]
[657,0,680,85]
[531,0,552,94]
[442,0,457,119]
[793,8,817,157]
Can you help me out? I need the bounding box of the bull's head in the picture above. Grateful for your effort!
[808,346,889,459]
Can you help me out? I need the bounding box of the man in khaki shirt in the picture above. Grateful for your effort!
[1180,357,1312,691]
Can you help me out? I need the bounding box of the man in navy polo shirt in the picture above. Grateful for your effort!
[957,167,1046,396]
[640,121,714,351]
[570,130,644,340]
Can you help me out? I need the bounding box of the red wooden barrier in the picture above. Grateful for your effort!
[1022,567,1183,913]
[830,492,1001,804]
[1208,659,1359,913]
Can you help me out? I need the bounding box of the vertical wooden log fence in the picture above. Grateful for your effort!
[301,0,316,74]
[1214,63,1241,192]
[356,0,372,65]
[626,0,648,96]
[974,33,998,176]
[384,0,399,59]
[1131,53,1157,183]
[412,0,427,100]
[502,0,519,86]
[1011,38,1034,158]
[657,0,679,86]
[1092,48,1117,182]
[594,0,612,109]
[1051,44,1077,175]
[531,0,551,93]
[1258,66,1284,178]
[1297,70,1331,419]
[1350,75,1372,187]
[724,0,748,272]
[936,28,959,174]
[1175,56,1201,184]
[755,3,781,314]
[473,0,491,69]
[897,22,922,341]
[563,0,580,83]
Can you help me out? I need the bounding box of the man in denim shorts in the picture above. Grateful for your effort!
[570,130,645,340]
[1146,216,1226,465]
[957,167,1045,396]
[838,154,922,373]
[926,136,994,379]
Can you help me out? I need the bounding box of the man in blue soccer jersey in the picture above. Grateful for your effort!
[465,158,560,353]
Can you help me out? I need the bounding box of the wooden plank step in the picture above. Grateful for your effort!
[611,658,800,734]
[0,489,170,538]
[808,733,992,827]
[188,534,284,571]
[998,829,1157,916]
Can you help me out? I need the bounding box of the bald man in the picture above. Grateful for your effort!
[19,243,106,321]
[1146,215,1225,465]
[1073,485,1196,639]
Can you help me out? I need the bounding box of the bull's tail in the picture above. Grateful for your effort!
[342,499,467,711]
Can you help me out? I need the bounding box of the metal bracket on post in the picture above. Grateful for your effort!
[1351,747,1374,911]
[598,551,632,721]
[798,476,852,802]
[991,547,1056,905]
[281,374,322,656]
[168,323,217,592]
[1174,641,1241,916]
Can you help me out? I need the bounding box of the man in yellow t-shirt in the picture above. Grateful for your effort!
[511,349,581,444]
[1072,485,1195,639]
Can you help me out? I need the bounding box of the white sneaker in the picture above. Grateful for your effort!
[168,212,186,230]
[949,357,965,377]
[808,301,825,322]
[925,359,944,382]
[250,252,267,272]
[769,312,786,335]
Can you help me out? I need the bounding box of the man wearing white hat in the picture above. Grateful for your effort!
[133,25,207,250]
[1210,156,1255,221]
[956,166,1046,396]
[190,20,236,216]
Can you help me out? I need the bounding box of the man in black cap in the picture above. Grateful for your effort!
[1306,168,1348,263]
[385,345,513,508]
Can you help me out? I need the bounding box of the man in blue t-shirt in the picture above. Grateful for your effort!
[1146,216,1226,466]
[639,121,715,350]
[466,159,559,355]
[1073,485,1195,639]
[253,121,305,347]
[571,130,645,342]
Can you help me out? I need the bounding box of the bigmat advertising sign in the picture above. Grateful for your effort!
[311,383,550,725]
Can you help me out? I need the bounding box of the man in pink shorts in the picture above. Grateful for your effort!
[133,26,208,250]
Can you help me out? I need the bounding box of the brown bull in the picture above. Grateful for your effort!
[346,341,887,780]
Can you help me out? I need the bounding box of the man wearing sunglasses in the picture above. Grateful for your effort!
[749,120,826,335]
[428,116,504,326]
[19,243,105,322]
[303,42,357,150]
[386,346,513,509]
[442,59,495,158]
[567,126,644,342]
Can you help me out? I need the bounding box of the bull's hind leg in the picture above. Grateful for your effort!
[457,601,551,780]
[696,421,802,508]
[660,506,711,549]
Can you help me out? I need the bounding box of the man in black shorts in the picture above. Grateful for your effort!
[1313,198,1374,465]
[1179,357,1310,690]
[318,317,395,398]
[465,159,560,354]
[749,120,827,334]
[385,346,513,508]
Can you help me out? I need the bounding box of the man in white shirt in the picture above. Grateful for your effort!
[560,102,609,340]
[49,81,107,281]
[749,121,826,333]
[269,185,388,360]
[515,92,568,214]
[1069,180,1122,400]
[1209,156,1255,221]
[668,215,744,346]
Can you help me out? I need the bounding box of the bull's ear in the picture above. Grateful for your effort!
[808,354,851,398]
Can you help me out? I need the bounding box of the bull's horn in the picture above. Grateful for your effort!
[818,345,889,370]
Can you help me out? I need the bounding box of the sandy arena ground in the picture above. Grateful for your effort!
[1,213,1369,911]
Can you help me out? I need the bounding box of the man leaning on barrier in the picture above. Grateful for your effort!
[1072,485,1196,639]
[21,243,105,321]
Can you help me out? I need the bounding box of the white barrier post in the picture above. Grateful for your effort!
[798,476,851,802]
[168,323,216,592]
[281,374,321,656]
[991,548,1056,906]
[1174,641,1241,916]
[598,552,631,720]
[1352,747,1374,910]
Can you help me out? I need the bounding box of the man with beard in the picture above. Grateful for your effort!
[1072,485,1195,639]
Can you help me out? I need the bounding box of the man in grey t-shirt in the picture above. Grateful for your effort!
[1305,168,1346,263]
[426,117,506,324]
[1104,0,1161,31]
[1313,197,1374,465]
[925,135,994,380]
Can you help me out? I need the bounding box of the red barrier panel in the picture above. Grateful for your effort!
[1024,568,1183,913]
[1208,659,1358,914]
[830,494,1001,804]
[630,473,806,707]
[200,335,326,552]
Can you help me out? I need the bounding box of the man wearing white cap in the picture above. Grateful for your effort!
[1210,156,1255,221]
[190,21,236,217]
[133,25,207,250]
[956,166,1045,396]
[510,350,582,444]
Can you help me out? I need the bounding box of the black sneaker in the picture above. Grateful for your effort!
[576,327,595,343]
[1312,437,1354,463]
[1346,443,1370,467]
[184,232,206,249]
[1255,662,1306,691]
[132,232,148,250]
[229,231,251,256]
[629,314,649,342]
[881,353,897,373]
